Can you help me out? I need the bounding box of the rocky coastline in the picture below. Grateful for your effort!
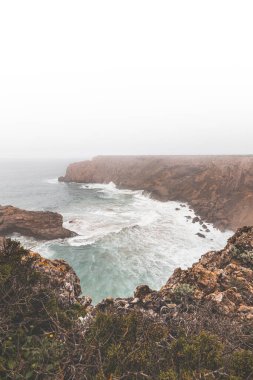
[1,156,253,377]
[95,225,253,321]
[1,227,253,378]
[3,226,253,320]
[4,224,253,326]
[59,155,253,231]
[2,225,253,320]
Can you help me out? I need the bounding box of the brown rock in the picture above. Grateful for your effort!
[0,205,75,240]
[160,226,253,319]
[134,285,153,299]
[238,305,253,314]
[29,251,82,305]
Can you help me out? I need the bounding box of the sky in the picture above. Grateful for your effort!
[0,0,253,159]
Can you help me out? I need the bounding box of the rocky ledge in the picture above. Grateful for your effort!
[59,155,253,231]
[0,205,75,240]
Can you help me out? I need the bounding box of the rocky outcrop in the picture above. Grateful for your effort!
[159,226,253,319]
[29,251,91,308]
[96,226,253,322]
[29,252,83,306]
[59,155,253,231]
[0,205,75,240]
[0,237,91,308]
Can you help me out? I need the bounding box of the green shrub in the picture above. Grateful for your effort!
[172,283,195,303]
[159,369,177,379]
[82,310,169,377]
[0,239,85,379]
[231,246,253,268]
[170,331,223,373]
[229,349,253,378]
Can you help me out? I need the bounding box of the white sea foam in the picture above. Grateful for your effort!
[11,182,233,303]
[81,182,145,196]
[62,184,157,245]
[45,178,59,184]
[62,183,232,268]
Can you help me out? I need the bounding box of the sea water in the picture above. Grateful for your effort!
[0,159,232,303]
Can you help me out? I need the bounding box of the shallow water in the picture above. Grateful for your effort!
[0,159,232,303]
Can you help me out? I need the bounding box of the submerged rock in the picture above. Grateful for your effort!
[196,232,206,238]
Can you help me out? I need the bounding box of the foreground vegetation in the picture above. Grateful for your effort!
[0,239,253,379]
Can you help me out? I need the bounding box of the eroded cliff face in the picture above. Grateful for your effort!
[59,155,253,231]
[0,205,75,240]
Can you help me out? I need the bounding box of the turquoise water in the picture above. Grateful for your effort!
[0,159,232,303]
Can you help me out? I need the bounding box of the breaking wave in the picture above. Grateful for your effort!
[16,181,233,303]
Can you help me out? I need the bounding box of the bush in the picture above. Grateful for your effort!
[229,350,253,379]
[159,369,177,380]
[231,246,253,268]
[170,331,223,374]
[0,239,85,379]
[172,283,195,303]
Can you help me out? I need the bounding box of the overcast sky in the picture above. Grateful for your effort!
[0,1,252,159]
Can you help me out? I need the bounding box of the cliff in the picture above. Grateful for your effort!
[1,228,253,379]
[0,205,75,240]
[59,155,253,231]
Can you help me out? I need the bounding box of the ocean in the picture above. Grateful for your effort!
[0,159,232,303]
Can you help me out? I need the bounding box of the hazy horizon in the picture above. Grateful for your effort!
[1,1,253,159]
